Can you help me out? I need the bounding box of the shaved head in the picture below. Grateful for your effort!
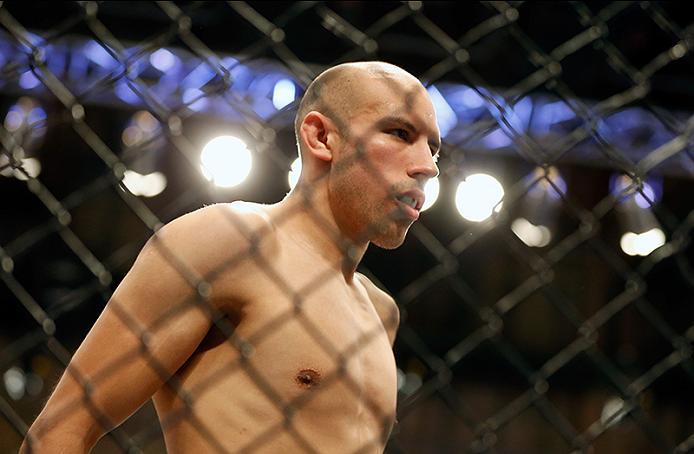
[288,60,440,250]
[294,61,426,156]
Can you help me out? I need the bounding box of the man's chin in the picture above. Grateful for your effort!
[371,227,410,250]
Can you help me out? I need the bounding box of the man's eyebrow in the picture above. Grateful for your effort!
[379,115,441,153]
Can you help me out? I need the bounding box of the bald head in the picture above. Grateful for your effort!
[294,61,427,154]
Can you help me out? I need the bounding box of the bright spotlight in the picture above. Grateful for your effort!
[421,177,440,212]
[200,136,252,188]
[511,217,551,248]
[122,170,167,197]
[272,78,296,110]
[288,157,301,190]
[455,173,504,222]
[620,228,666,257]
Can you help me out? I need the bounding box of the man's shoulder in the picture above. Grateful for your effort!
[147,202,279,274]
[356,273,395,306]
[162,202,276,242]
[356,273,400,344]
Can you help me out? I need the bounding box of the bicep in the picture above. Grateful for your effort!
[30,234,214,446]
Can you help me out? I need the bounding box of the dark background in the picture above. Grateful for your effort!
[1,2,693,453]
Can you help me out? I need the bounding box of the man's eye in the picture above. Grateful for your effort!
[389,129,409,140]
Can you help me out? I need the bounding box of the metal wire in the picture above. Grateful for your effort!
[0,1,693,453]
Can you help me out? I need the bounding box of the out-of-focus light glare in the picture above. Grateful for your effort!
[397,370,423,396]
[634,182,656,209]
[272,78,296,110]
[421,177,439,212]
[427,85,457,137]
[4,110,23,131]
[84,41,117,68]
[115,81,139,104]
[610,174,662,207]
[122,111,159,148]
[200,136,252,188]
[4,367,25,400]
[134,110,158,133]
[482,128,512,149]
[122,170,167,197]
[511,217,551,248]
[28,107,47,124]
[288,157,301,190]
[150,49,177,72]
[396,368,406,391]
[19,71,40,89]
[529,166,567,200]
[455,173,504,222]
[13,158,41,181]
[620,228,666,256]
[534,100,575,132]
[183,88,208,112]
[461,86,485,109]
[600,396,625,428]
[122,125,143,147]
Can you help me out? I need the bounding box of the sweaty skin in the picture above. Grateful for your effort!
[21,62,440,453]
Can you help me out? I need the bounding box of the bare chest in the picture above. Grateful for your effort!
[240,278,395,396]
[175,264,397,431]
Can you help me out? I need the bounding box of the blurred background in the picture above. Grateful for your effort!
[0,1,693,453]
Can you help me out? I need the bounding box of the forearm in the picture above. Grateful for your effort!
[20,427,93,454]
[20,406,101,454]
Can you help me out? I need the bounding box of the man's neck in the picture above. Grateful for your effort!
[277,188,368,283]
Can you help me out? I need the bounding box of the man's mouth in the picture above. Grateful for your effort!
[394,190,425,220]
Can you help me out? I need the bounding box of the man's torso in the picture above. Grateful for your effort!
[151,203,398,453]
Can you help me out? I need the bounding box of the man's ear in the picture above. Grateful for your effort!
[299,111,337,163]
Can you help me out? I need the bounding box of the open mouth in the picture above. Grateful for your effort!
[395,195,421,220]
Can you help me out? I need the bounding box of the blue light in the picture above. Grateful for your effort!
[68,52,88,81]
[183,88,209,112]
[460,86,485,109]
[181,62,215,89]
[634,183,657,209]
[272,78,296,110]
[27,107,47,124]
[513,96,534,130]
[482,128,512,149]
[83,40,118,69]
[150,49,178,72]
[488,95,532,138]
[46,44,66,74]
[19,71,40,89]
[427,84,458,138]
[610,174,663,207]
[532,99,575,133]
[115,80,140,104]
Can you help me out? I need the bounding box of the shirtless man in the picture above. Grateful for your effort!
[21,61,440,453]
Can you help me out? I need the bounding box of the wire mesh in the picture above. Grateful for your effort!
[1,1,693,453]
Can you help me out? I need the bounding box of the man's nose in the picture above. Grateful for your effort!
[407,143,439,182]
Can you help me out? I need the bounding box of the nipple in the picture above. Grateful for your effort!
[295,369,321,388]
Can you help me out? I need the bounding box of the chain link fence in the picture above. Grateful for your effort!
[1,1,693,453]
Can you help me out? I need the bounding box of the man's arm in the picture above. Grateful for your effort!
[20,204,271,453]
